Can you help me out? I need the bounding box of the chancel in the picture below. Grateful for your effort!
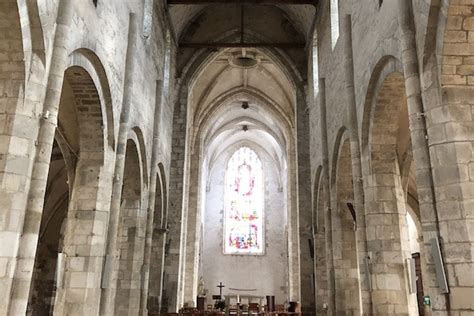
[0,0,473,315]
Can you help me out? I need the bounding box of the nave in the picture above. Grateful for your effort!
[0,0,473,315]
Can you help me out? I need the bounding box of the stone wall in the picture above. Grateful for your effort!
[0,0,175,314]
[309,0,474,314]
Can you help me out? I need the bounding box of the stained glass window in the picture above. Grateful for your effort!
[224,147,264,255]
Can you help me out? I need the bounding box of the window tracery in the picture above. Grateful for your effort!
[224,147,264,255]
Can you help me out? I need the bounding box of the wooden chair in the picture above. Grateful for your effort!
[274,304,286,316]
[248,303,259,315]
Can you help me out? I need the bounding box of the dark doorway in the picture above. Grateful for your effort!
[27,140,70,315]
[412,252,424,316]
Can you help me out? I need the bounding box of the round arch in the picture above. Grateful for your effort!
[67,48,115,149]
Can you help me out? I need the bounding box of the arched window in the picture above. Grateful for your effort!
[330,0,339,49]
[224,147,264,255]
[312,31,319,97]
[163,31,171,97]
[143,0,154,37]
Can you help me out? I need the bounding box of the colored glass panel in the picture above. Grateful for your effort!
[224,147,264,254]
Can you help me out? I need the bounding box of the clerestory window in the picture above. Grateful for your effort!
[330,0,339,49]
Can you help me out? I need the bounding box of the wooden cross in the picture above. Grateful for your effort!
[217,282,225,298]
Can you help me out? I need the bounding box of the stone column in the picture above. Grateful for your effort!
[162,83,190,313]
[318,78,336,314]
[140,80,164,315]
[99,13,138,316]
[182,148,203,306]
[407,0,474,312]
[313,177,328,313]
[296,86,315,315]
[6,1,73,314]
[341,15,372,314]
[287,140,301,302]
[0,2,47,311]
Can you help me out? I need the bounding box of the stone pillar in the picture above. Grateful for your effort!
[296,86,315,315]
[53,154,115,315]
[287,141,301,302]
[363,153,413,314]
[313,177,329,313]
[318,78,336,314]
[5,1,73,314]
[99,13,138,316]
[182,148,202,306]
[341,14,372,314]
[331,137,361,315]
[140,80,164,315]
[146,227,167,315]
[113,147,147,316]
[413,0,474,312]
[162,83,190,313]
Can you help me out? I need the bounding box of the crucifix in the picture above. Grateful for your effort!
[217,282,225,299]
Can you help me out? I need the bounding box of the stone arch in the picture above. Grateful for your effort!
[27,137,70,315]
[131,126,149,187]
[0,0,45,119]
[0,3,39,304]
[0,0,27,186]
[147,163,168,315]
[330,128,361,315]
[177,42,304,120]
[19,0,46,66]
[208,140,283,190]
[186,86,293,300]
[24,63,112,315]
[203,116,286,153]
[61,66,107,156]
[115,137,146,315]
[361,55,403,152]
[195,87,294,138]
[362,62,418,314]
[168,10,305,308]
[184,46,302,97]
[67,48,115,149]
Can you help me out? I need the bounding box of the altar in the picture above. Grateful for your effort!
[224,294,265,316]
[224,294,266,306]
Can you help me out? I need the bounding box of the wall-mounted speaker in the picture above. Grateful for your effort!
[430,236,449,294]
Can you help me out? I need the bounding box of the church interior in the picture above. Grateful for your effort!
[0,0,473,315]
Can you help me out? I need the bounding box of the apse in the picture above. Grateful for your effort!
[180,41,297,304]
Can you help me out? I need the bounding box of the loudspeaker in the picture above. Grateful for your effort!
[430,236,449,294]
[406,258,417,294]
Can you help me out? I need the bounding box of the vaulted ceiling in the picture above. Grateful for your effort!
[168,1,315,183]
[167,2,317,43]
